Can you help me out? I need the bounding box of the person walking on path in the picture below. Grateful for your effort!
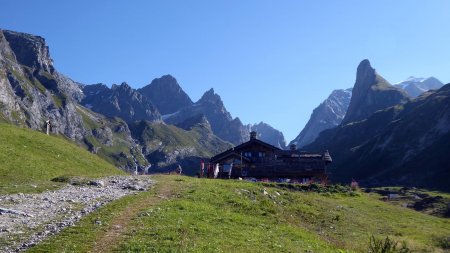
[176,165,183,175]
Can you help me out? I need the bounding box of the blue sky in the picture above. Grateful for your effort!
[2,1,450,142]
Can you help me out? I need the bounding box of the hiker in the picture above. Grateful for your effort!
[176,165,183,175]
[200,159,205,178]
[228,163,233,179]
[207,163,213,178]
[45,120,52,135]
[213,163,219,178]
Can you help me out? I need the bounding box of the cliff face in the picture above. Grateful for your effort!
[2,30,54,73]
[0,29,85,140]
[0,29,147,171]
[291,88,352,148]
[342,59,409,124]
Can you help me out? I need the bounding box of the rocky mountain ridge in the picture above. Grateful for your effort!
[290,88,352,148]
[164,88,251,145]
[394,76,444,98]
[0,29,280,175]
[304,61,450,190]
[81,82,161,123]
[292,74,443,149]
[0,29,232,173]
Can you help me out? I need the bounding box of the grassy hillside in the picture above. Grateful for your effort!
[30,175,450,252]
[0,123,125,194]
[130,121,231,175]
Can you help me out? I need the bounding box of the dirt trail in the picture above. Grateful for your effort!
[0,176,153,253]
[92,178,177,253]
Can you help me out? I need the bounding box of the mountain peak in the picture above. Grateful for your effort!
[138,75,193,115]
[120,82,131,89]
[158,74,176,82]
[2,30,54,73]
[358,59,372,68]
[355,59,376,89]
[394,76,444,98]
[111,82,132,92]
[250,122,286,149]
[199,88,222,104]
[342,60,408,124]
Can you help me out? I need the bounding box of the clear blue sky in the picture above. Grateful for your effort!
[2,1,450,142]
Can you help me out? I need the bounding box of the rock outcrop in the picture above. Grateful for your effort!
[342,59,409,124]
[250,122,286,149]
[291,88,352,148]
[165,88,250,145]
[0,29,85,140]
[81,82,161,123]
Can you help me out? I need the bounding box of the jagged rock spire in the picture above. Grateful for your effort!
[342,59,408,124]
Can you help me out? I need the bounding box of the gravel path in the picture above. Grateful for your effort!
[0,176,153,252]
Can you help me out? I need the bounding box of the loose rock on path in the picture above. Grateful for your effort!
[0,175,153,253]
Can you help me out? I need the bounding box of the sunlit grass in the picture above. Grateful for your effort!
[0,123,124,194]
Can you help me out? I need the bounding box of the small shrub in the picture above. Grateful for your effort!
[50,175,88,185]
[51,175,71,183]
[435,236,450,249]
[368,235,412,253]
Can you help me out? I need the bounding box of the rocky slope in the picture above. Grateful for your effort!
[0,176,153,252]
[394,76,444,98]
[138,75,193,115]
[130,118,232,175]
[164,88,250,145]
[290,88,352,148]
[249,122,286,149]
[342,59,409,124]
[81,82,161,123]
[306,84,450,191]
[0,29,85,139]
[0,29,147,171]
[0,29,251,173]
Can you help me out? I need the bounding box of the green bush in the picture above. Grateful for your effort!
[368,235,411,253]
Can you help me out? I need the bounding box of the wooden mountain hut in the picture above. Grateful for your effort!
[209,131,331,182]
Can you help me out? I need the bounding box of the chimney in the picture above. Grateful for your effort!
[290,144,297,151]
[250,131,257,140]
[323,150,332,163]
